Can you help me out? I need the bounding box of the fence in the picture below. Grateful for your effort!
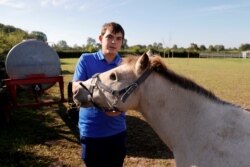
[199,52,244,58]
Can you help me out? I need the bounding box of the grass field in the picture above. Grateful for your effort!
[1,57,250,167]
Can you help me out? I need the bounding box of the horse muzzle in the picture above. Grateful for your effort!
[73,85,93,107]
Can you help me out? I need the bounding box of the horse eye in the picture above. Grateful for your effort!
[109,73,117,81]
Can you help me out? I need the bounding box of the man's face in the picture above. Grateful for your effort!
[99,29,123,57]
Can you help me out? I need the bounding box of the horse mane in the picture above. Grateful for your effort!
[149,56,228,104]
[122,55,138,65]
[123,55,227,104]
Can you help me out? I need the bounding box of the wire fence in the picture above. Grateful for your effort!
[199,52,250,58]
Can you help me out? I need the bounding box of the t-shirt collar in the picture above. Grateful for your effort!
[97,50,121,65]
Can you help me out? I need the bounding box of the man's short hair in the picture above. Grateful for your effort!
[100,22,125,40]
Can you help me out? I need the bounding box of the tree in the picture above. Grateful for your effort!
[86,37,96,46]
[199,45,207,51]
[189,43,199,51]
[208,45,215,52]
[130,45,147,54]
[172,44,178,50]
[214,45,225,52]
[73,44,83,50]
[239,44,250,51]
[1,24,16,33]
[86,37,97,52]
[121,38,128,49]
[56,40,68,49]
[152,42,163,49]
[0,24,28,59]
[29,31,47,42]
[96,43,101,50]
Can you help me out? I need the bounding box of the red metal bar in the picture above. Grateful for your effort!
[4,75,66,107]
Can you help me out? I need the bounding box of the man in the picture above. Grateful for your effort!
[72,22,126,167]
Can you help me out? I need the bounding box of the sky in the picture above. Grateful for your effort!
[0,0,250,48]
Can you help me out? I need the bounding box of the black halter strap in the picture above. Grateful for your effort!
[95,68,153,103]
[79,82,99,108]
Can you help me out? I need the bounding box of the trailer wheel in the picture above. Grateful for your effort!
[67,81,79,122]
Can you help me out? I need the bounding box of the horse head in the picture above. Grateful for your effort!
[73,53,151,112]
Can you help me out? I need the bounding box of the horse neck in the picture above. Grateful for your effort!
[136,73,250,167]
[138,73,225,150]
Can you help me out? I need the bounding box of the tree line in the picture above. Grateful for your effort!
[0,23,47,60]
[1,22,250,60]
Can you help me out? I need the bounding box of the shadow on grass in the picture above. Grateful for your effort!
[58,107,174,159]
[0,102,173,166]
[61,70,73,75]
[0,103,80,167]
[0,151,61,167]
[55,103,79,141]
[126,115,174,159]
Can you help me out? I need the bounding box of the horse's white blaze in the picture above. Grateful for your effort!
[74,54,250,167]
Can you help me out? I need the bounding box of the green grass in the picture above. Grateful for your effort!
[164,58,250,107]
[1,57,250,167]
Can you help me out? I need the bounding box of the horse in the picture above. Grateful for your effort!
[73,53,250,167]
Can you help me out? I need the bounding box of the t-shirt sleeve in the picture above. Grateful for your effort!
[73,55,88,81]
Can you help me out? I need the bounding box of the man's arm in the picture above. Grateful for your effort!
[72,81,81,94]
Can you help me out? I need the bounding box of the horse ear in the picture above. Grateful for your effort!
[135,53,149,73]
[146,49,153,57]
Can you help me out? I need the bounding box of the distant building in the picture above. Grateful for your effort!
[242,51,250,58]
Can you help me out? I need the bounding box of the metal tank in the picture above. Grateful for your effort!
[5,39,61,90]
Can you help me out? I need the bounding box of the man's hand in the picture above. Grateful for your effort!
[105,111,122,117]
[72,81,82,94]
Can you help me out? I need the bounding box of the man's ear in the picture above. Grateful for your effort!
[98,35,103,42]
[135,53,149,74]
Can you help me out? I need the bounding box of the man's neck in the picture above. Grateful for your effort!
[104,54,116,63]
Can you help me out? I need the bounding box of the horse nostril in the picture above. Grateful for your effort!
[110,73,117,80]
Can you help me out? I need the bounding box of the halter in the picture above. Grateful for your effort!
[79,68,153,112]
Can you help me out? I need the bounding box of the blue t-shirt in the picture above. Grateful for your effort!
[73,50,126,138]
